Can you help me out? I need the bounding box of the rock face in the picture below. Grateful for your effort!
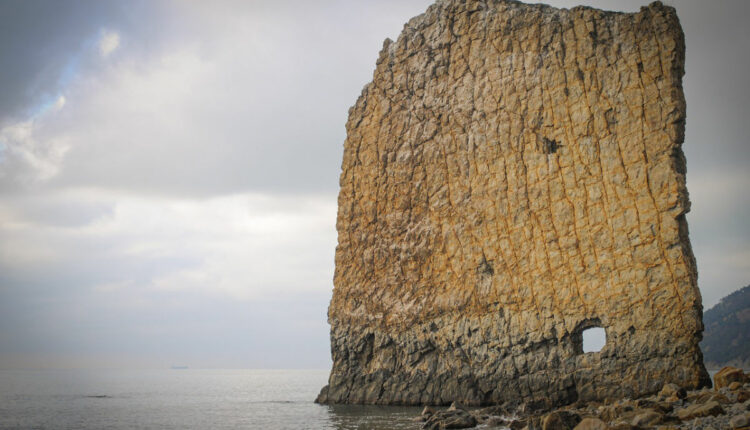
[317,0,710,407]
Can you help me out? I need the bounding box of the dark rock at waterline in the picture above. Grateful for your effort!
[422,407,477,429]
[411,379,750,430]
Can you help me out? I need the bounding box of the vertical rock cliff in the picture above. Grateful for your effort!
[318,0,710,408]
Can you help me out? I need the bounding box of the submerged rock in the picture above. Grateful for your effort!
[422,408,477,429]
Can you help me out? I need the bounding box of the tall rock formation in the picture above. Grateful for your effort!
[318,0,710,408]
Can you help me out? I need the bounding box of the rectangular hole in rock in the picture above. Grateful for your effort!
[582,327,606,353]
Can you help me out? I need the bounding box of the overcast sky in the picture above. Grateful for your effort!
[0,0,747,370]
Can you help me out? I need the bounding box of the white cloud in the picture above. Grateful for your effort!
[0,118,70,186]
[0,189,337,301]
[98,30,120,57]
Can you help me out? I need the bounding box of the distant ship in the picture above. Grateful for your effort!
[170,365,189,370]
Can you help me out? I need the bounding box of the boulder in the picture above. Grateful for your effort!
[676,400,725,420]
[472,405,508,417]
[508,418,528,430]
[608,424,640,430]
[541,411,581,430]
[730,413,750,429]
[414,406,436,422]
[447,401,466,412]
[655,401,674,413]
[708,392,731,404]
[659,383,687,400]
[630,409,663,426]
[422,408,477,430]
[715,367,747,390]
[573,418,608,430]
[484,416,508,427]
[688,388,712,402]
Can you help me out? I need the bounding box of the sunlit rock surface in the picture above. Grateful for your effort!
[318,0,710,407]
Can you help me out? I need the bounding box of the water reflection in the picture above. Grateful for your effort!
[321,404,423,430]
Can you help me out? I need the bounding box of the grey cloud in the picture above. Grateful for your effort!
[0,194,114,228]
[0,1,169,125]
[2,0,440,197]
[0,0,747,370]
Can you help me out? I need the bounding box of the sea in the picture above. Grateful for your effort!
[0,369,424,430]
[0,368,724,429]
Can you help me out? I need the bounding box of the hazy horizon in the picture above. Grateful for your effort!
[1,0,748,370]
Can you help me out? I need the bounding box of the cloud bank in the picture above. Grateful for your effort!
[0,0,747,369]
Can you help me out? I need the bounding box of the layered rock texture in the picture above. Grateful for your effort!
[318,0,710,408]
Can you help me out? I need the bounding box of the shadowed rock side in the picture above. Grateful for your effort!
[318,0,710,408]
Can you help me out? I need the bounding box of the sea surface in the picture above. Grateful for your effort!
[0,369,424,430]
[0,369,724,429]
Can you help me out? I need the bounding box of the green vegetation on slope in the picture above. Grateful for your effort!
[701,285,750,368]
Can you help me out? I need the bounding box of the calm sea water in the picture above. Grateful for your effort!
[1,368,724,429]
[0,369,423,430]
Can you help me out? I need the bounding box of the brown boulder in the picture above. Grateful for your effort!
[422,408,477,430]
[573,418,609,430]
[447,401,466,412]
[659,383,687,400]
[609,424,641,430]
[676,400,725,420]
[630,409,663,427]
[708,392,731,404]
[715,366,747,390]
[542,411,582,430]
[729,413,750,429]
[483,416,508,427]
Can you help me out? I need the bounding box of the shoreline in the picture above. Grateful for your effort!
[413,366,750,429]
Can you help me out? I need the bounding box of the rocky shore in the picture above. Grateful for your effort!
[414,366,750,429]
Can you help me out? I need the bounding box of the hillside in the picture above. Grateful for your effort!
[701,285,750,369]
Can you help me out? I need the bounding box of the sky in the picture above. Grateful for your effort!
[0,0,747,370]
